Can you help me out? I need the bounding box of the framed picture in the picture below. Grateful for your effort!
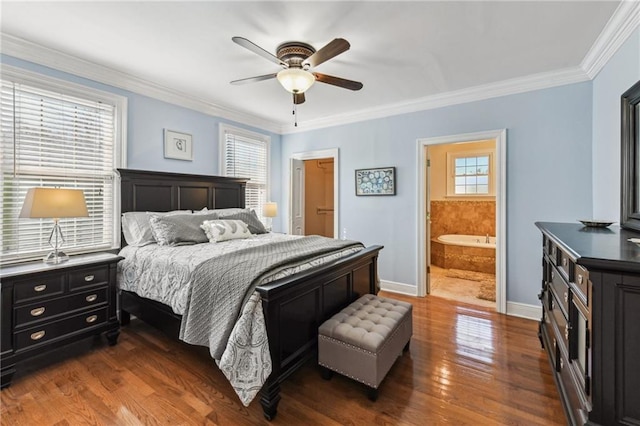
[355,166,396,196]
[164,129,193,161]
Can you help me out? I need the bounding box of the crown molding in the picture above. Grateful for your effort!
[0,33,281,134]
[581,1,640,80]
[283,66,590,134]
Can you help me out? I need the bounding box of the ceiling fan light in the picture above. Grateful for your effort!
[277,68,315,94]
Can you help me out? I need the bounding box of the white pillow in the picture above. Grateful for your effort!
[201,219,252,243]
[121,210,191,246]
[210,208,249,217]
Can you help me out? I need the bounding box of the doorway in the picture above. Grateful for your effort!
[290,149,339,238]
[417,130,506,314]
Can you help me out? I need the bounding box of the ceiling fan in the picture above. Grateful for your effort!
[230,36,363,107]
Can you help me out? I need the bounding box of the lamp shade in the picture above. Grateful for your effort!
[262,202,278,218]
[277,68,315,94]
[19,188,89,219]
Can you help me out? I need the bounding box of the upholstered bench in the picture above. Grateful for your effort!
[318,294,413,400]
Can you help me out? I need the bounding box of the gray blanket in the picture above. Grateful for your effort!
[178,236,364,360]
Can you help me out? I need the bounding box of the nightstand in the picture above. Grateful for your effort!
[0,252,122,389]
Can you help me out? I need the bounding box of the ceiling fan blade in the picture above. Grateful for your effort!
[303,38,350,68]
[293,93,306,105]
[232,36,287,67]
[230,73,277,85]
[314,72,363,91]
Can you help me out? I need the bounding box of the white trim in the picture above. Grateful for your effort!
[506,302,541,321]
[417,129,507,314]
[581,1,640,79]
[289,149,339,238]
[379,280,418,296]
[281,67,589,134]
[1,33,281,134]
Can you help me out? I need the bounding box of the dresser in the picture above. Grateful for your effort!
[535,222,640,426]
[0,252,122,388]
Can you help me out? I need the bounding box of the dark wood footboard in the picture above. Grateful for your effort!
[119,244,382,420]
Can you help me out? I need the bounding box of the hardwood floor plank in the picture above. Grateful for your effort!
[0,293,566,425]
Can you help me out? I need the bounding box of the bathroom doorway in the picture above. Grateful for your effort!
[417,130,506,313]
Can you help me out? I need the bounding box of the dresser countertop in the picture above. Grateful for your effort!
[0,252,122,280]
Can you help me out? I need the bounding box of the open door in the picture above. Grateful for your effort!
[290,158,305,235]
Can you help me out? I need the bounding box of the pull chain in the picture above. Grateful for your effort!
[292,94,298,127]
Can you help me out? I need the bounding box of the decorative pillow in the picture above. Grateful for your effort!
[121,210,191,246]
[210,207,249,217]
[222,210,268,234]
[201,219,252,243]
[148,212,219,246]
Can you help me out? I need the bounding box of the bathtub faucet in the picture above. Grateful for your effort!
[485,234,490,244]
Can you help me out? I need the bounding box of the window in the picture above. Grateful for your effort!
[219,124,270,222]
[446,150,494,196]
[1,65,126,264]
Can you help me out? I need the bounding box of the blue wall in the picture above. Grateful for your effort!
[282,82,594,305]
[592,27,640,220]
[0,54,283,213]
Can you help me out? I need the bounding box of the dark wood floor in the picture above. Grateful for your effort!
[1,292,566,425]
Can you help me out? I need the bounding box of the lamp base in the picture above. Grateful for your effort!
[44,250,69,265]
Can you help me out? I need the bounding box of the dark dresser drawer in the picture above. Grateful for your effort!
[14,288,108,328]
[14,307,108,351]
[13,275,64,304]
[69,265,109,291]
[573,265,589,306]
[558,251,572,280]
[549,291,570,357]
[549,266,570,316]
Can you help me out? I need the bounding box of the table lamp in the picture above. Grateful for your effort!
[19,187,89,264]
[262,202,278,232]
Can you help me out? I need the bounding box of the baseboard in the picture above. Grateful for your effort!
[506,301,541,321]
[379,280,418,296]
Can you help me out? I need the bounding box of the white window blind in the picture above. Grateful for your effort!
[1,71,122,264]
[220,124,270,223]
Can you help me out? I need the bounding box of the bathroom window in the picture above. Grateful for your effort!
[446,151,494,196]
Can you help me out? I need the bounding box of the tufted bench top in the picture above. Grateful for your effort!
[319,294,412,353]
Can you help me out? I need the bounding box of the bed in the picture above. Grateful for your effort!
[117,168,383,420]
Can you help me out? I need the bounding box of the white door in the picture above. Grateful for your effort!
[290,158,305,235]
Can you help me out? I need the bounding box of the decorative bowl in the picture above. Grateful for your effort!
[578,220,615,228]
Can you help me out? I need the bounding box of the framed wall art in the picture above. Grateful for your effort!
[164,129,193,161]
[355,166,396,196]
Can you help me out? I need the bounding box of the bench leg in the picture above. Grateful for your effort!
[367,387,379,402]
[320,366,333,380]
[403,340,410,353]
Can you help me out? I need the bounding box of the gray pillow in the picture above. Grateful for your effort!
[148,212,219,246]
[222,210,268,234]
[122,210,192,246]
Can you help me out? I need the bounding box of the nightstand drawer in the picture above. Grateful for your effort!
[14,275,64,304]
[14,288,108,328]
[69,266,108,291]
[550,266,570,316]
[15,307,108,351]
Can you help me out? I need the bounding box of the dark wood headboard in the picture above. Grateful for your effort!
[119,169,247,213]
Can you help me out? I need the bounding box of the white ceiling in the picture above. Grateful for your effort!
[0,1,622,132]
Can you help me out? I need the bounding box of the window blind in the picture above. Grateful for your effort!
[221,128,269,222]
[1,78,118,264]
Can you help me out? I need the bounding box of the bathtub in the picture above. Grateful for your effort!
[437,234,496,249]
[431,234,496,274]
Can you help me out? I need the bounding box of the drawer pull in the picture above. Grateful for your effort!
[565,324,569,340]
[562,258,567,267]
[34,284,47,292]
[578,275,583,285]
[551,270,555,279]
[86,315,98,323]
[84,275,95,282]
[30,330,45,341]
[30,307,46,317]
[564,292,568,304]
[85,294,98,303]
[560,358,564,369]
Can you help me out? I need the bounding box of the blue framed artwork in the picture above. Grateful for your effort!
[355,167,396,196]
